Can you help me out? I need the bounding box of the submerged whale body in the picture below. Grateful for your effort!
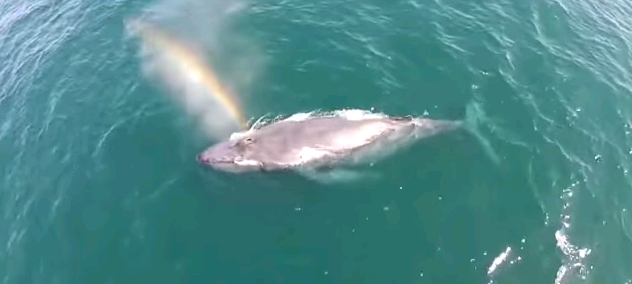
[197,104,500,183]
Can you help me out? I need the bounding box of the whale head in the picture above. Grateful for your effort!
[197,135,264,173]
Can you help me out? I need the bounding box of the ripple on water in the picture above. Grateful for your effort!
[1,0,632,283]
[415,0,631,282]
[0,0,149,283]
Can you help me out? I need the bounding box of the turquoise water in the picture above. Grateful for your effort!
[1,0,632,283]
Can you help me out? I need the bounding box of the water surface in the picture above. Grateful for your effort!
[1,0,631,283]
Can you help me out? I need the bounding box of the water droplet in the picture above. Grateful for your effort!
[420,272,424,277]
[579,248,590,258]
[521,238,526,243]
[324,271,329,275]
[383,206,389,211]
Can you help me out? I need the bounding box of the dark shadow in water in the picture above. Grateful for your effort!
[196,166,326,208]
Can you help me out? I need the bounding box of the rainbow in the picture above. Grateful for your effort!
[126,18,249,129]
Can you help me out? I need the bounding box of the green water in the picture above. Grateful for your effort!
[1,0,631,283]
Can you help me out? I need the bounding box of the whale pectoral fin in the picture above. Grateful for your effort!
[296,167,382,184]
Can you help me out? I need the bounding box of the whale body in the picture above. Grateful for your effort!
[197,105,499,183]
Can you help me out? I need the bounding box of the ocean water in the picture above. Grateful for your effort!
[1,0,632,283]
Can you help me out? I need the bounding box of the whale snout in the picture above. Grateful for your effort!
[197,153,222,166]
[197,141,242,168]
[197,154,207,164]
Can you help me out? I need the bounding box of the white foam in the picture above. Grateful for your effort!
[284,112,316,121]
[487,246,512,275]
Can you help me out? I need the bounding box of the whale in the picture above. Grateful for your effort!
[197,102,500,183]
